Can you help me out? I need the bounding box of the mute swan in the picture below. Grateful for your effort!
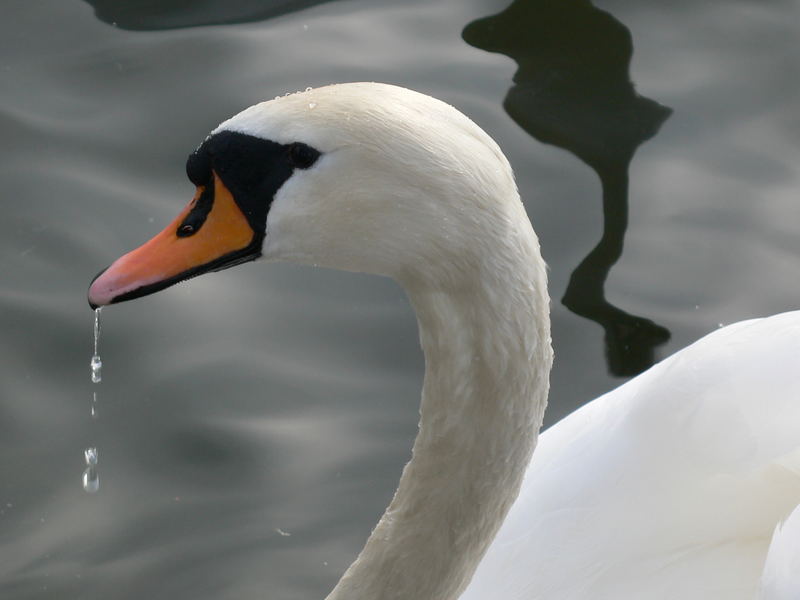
[87,83,800,600]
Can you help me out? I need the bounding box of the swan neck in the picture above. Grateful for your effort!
[328,235,551,600]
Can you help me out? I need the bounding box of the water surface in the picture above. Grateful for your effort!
[0,0,797,598]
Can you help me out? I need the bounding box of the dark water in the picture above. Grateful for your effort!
[1,0,797,598]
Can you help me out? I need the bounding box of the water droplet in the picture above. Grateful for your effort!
[308,102,317,110]
[93,308,102,351]
[85,311,103,492]
[82,467,100,493]
[275,528,291,537]
[84,447,98,466]
[284,92,291,97]
[91,308,102,383]
[302,24,308,31]
[305,86,313,92]
[90,355,102,383]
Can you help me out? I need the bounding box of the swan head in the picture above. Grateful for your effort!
[88,82,523,307]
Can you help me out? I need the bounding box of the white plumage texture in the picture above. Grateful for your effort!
[204,83,800,599]
[462,312,800,600]
[760,503,800,600]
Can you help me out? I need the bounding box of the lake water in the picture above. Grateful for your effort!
[1,1,797,598]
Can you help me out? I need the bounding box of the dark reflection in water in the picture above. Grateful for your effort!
[464,0,672,376]
[82,0,337,30]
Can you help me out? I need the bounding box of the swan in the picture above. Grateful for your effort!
[87,82,800,600]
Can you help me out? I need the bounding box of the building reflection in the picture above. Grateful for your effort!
[464,0,672,376]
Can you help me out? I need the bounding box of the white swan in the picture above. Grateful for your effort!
[87,82,800,600]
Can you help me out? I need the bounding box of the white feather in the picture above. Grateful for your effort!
[462,313,800,600]
[209,83,800,600]
[759,503,800,600]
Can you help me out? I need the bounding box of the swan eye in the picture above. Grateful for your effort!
[177,184,214,237]
[287,142,320,169]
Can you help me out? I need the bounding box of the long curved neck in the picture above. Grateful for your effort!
[327,220,552,600]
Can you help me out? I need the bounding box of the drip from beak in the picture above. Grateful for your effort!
[88,173,261,308]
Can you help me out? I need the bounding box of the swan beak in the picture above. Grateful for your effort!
[88,174,260,308]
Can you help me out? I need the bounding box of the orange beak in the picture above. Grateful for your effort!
[88,173,260,308]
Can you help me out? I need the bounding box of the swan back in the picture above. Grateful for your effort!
[759,503,800,600]
[462,311,800,600]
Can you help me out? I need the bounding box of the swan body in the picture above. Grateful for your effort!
[87,83,800,599]
[760,503,800,599]
[463,312,800,600]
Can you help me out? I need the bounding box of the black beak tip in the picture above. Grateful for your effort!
[87,266,108,310]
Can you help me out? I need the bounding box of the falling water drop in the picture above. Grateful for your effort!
[90,308,102,383]
[85,308,103,493]
[93,308,101,351]
[305,86,313,92]
[308,102,317,110]
[82,467,100,493]
[90,355,102,383]
[84,447,98,466]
